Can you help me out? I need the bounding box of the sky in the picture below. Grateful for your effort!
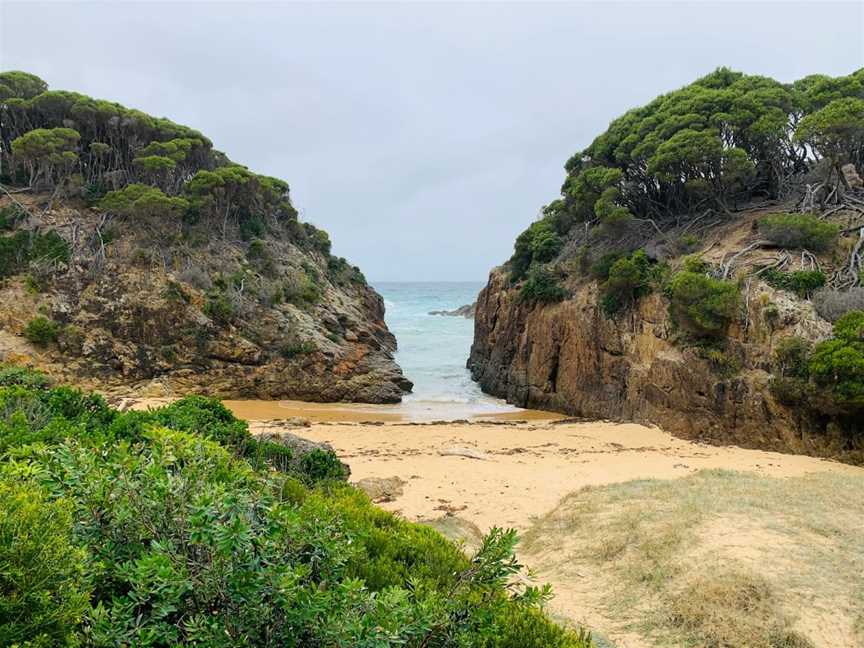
[1,2,862,281]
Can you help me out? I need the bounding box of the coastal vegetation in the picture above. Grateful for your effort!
[469,66,864,459]
[0,365,588,647]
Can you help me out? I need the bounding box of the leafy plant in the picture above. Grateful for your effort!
[520,267,567,303]
[23,316,60,346]
[666,270,739,338]
[762,269,826,298]
[758,213,839,251]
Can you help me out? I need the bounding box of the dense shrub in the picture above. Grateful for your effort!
[203,291,236,324]
[0,376,590,647]
[758,213,839,251]
[0,229,69,279]
[666,271,739,338]
[601,250,652,315]
[23,316,60,345]
[762,269,826,298]
[808,311,864,413]
[0,364,51,388]
[774,336,812,379]
[0,479,89,646]
[520,267,567,303]
[812,287,864,322]
[510,219,563,282]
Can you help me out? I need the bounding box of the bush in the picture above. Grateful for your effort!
[23,316,60,345]
[0,364,50,388]
[0,380,586,646]
[280,340,317,358]
[762,269,826,298]
[813,287,864,322]
[520,267,567,303]
[774,336,812,378]
[758,213,839,251]
[203,291,235,324]
[510,219,563,282]
[0,204,24,230]
[809,311,864,412]
[666,271,739,338]
[0,478,89,646]
[601,250,651,315]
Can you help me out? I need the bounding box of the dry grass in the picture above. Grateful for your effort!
[522,469,864,647]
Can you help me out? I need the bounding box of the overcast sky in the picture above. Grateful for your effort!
[2,2,862,281]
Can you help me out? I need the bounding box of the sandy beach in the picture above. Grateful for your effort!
[253,417,861,531]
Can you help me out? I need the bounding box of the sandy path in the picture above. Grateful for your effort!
[252,418,862,532]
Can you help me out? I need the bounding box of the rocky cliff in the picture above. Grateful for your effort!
[0,71,410,401]
[0,192,411,401]
[469,67,864,462]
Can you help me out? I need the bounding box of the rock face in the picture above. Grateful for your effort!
[429,302,476,318]
[469,267,859,460]
[0,194,412,402]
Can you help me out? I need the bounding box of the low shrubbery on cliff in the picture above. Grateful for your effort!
[666,270,740,339]
[772,311,864,425]
[0,366,589,647]
[758,213,840,251]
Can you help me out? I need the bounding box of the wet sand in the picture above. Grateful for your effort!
[125,397,563,424]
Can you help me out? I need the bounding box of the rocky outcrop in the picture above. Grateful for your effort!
[469,267,860,460]
[0,193,411,402]
[429,303,476,318]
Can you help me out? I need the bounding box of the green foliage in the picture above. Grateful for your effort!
[519,267,567,303]
[601,250,652,315]
[283,268,322,305]
[280,340,317,358]
[758,213,839,251]
[1,229,70,279]
[0,364,51,389]
[203,291,236,325]
[666,271,739,338]
[0,204,24,230]
[99,183,188,219]
[795,96,864,164]
[0,478,89,646]
[774,336,813,379]
[809,311,864,412]
[0,381,587,647]
[510,219,563,282]
[10,127,79,186]
[23,316,60,346]
[0,71,48,100]
[762,268,826,297]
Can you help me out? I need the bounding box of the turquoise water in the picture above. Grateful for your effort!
[373,282,519,418]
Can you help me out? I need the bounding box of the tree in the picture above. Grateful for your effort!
[795,97,864,178]
[99,183,188,219]
[0,71,47,100]
[10,127,80,187]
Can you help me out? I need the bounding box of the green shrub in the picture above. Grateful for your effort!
[774,336,812,378]
[1,230,69,279]
[601,250,651,315]
[590,252,624,280]
[23,316,60,346]
[300,447,349,482]
[0,382,587,646]
[809,311,864,412]
[0,478,89,646]
[0,364,50,388]
[510,219,563,282]
[0,204,24,230]
[203,291,235,324]
[520,267,567,303]
[758,213,839,251]
[666,271,739,338]
[280,339,317,358]
[762,269,826,297]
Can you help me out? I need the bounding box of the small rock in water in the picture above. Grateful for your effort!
[428,302,476,318]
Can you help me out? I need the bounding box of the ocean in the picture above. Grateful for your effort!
[373,281,521,419]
